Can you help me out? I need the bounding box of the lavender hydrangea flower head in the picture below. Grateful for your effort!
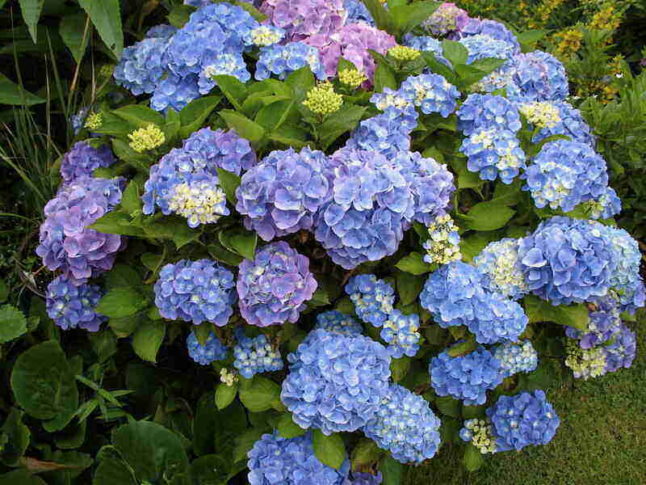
[430,346,504,405]
[468,292,528,344]
[233,328,283,378]
[487,390,560,451]
[237,242,317,327]
[182,127,256,175]
[345,274,395,327]
[60,142,116,184]
[604,324,637,373]
[460,128,526,184]
[474,238,528,300]
[260,0,347,42]
[458,19,520,53]
[422,3,469,36]
[518,217,614,305]
[524,140,610,213]
[509,51,569,102]
[236,148,333,241]
[399,74,461,117]
[457,94,522,135]
[314,310,363,337]
[248,432,350,485]
[530,101,595,146]
[349,471,383,485]
[46,275,106,332]
[346,108,417,158]
[565,298,622,349]
[304,23,396,81]
[36,176,125,282]
[493,341,538,377]
[363,384,441,464]
[255,42,326,80]
[154,259,236,325]
[186,330,229,365]
[281,329,391,434]
[380,310,421,358]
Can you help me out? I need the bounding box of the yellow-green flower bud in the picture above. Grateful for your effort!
[388,45,421,61]
[338,68,368,88]
[128,124,166,153]
[84,112,103,131]
[302,83,343,115]
[518,102,561,129]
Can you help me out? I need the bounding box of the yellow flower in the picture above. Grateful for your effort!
[128,124,166,153]
[553,28,583,58]
[388,45,421,62]
[338,68,367,88]
[302,83,343,115]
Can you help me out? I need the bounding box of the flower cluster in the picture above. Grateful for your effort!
[256,42,326,80]
[467,292,528,344]
[566,298,622,349]
[128,124,166,152]
[402,34,443,57]
[314,310,363,337]
[388,45,421,62]
[487,391,560,451]
[380,310,421,358]
[526,102,595,146]
[518,101,561,129]
[565,341,607,379]
[36,176,125,282]
[339,67,368,87]
[430,347,504,405]
[363,384,441,464]
[457,94,521,135]
[244,25,285,48]
[510,51,569,102]
[398,74,461,117]
[186,330,229,365]
[60,142,116,184]
[460,128,526,184]
[303,83,344,115]
[236,148,334,241]
[260,0,347,42]
[346,106,417,158]
[423,2,469,36]
[237,242,317,327]
[46,275,106,332]
[154,259,236,326]
[459,34,517,64]
[281,329,391,434]
[233,329,284,378]
[493,341,538,378]
[344,0,374,26]
[345,274,395,327]
[604,325,637,373]
[248,432,349,485]
[181,127,256,176]
[423,214,462,265]
[474,238,527,300]
[459,418,497,454]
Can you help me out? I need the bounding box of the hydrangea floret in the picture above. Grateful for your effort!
[423,214,462,265]
[493,341,538,378]
[186,330,229,365]
[474,238,528,300]
[460,128,526,184]
[314,310,363,337]
[459,418,497,454]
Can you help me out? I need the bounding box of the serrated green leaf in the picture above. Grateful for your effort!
[215,167,241,205]
[312,430,346,470]
[218,228,257,260]
[112,105,165,129]
[351,438,383,469]
[435,396,461,418]
[179,95,221,137]
[120,180,141,215]
[390,356,411,382]
[220,110,265,143]
[380,455,403,485]
[462,201,515,231]
[463,444,484,471]
[214,76,248,111]
[318,104,366,150]
[0,305,27,343]
[442,40,469,66]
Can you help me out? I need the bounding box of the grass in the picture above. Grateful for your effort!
[406,313,646,485]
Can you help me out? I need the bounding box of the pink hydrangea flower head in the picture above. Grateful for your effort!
[261,0,347,42]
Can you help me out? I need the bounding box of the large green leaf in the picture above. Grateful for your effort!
[312,430,346,470]
[218,227,257,260]
[220,110,265,143]
[238,376,282,413]
[96,287,147,319]
[0,408,30,466]
[0,74,45,106]
[59,14,89,63]
[0,304,27,343]
[276,413,306,439]
[395,252,433,275]
[462,201,516,231]
[380,455,403,485]
[179,95,221,137]
[77,0,123,58]
[18,0,44,42]
[131,320,165,363]
[524,295,589,330]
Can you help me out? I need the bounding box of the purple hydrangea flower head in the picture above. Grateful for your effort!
[474,238,528,300]
[509,51,569,102]
[186,330,229,365]
[260,0,347,42]
[349,471,383,485]
[314,310,363,336]
[493,341,538,377]
[457,94,522,135]
[346,108,417,158]
[150,73,201,112]
[460,128,526,184]
[182,127,256,175]
[345,274,395,326]
[36,176,125,282]
[363,384,441,464]
[380,310,421,358]
[430,346,504,405]
[233,328,283,378]
[422,3,469,36]
[487,390,560,451]
[524,140,609,212]
[399,74,461,117]
[518,217,614,305]
[154,259,236,325]
[565,297,622,349]
[344,0,375,26]
[458,19,520,53]
[604,324,637,373]
[281,329,391,434]
[237,242,317,327]
[304,23,396,81]
[255,42,326,80]
[60,142,116,184]
[420,261,485,328]
[236,148,333,241]
[197,52,251,94]
[46,275,106,332]
[248,432,350,485]
[467,292,528,344]
[531,101,594,146]
[459,34,517,64]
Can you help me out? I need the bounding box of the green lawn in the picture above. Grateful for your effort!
[406,314,646,485]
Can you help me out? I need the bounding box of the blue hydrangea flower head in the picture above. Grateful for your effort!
[346,108,417,159]
[524,140,610,213]
[487,390,560,451]
[349,471,383,484]
[281,329,391,434]
[46,275,106,332]
[493,341,538,378]
[197,52,251,94]
[430,346,504,405]
[467,292,528,344]
[399,73,461,117]
[344,0,375,25]
[256,42,326,80]
[248,432,350,485]
[420,261,485,328]
[237,242,317,327]
[459,34,517,64]
[370,89,415,113]
[236,148,333,241]
[457,94,522,135]
[314,310,363,336]
[233,328,283,378]
[187,330,229,365]
[531,101,594,146]
[565,340,607,379]
[182,127,256,175]
[154,259,236,325]
[150,73,201,112]
[459,19,520,53]
[460,128,526,184]
[474,238,528,300]
[60,142,116,184]
[510,51,569,102]
[36,176,125,282]
[586,186,621,221]
[363,384,441,464]
[604,324,636,373]
[380,310,421,358]
[345,274,395,327]
[565,297,622,349]
[402,34,443,57]
[518,217,614,305]
[459,418,497,454]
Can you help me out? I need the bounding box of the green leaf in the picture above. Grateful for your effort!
[351,438,383,469]
[318,104,367,150]
[179,95,221,137]
[214,75,248,111]
[517,29,547,52]
[390,1,439,34]
[523,295,590,330]
[96,287,147,319]
[435,396,461,418]
[395,252,433,275]
[421,52,457,85]
[390,356,411,382]
[131,320,165,363]
[447,338,477,357]
[190,455,229,485]
[469,58,507,76]
[460,232,499,262]
[0,73,45,106]
[59,14,89,63]
[380,455,403,485]
[215,167,242,205]
[463,444,484,471]
[462,201,515,231]
[276,413,306,439]
[0,469,46,485]
[373,54,397,92]
[10,341,78,430]
[112,105,165,128]
[220,110,265,143]
[19,0,44,42]
[120,180,141,215]
[0,280,7,303]
[0,409,30,466]
[89,211,146,237]
[77,0,123,57]
[238,376,282,413]
[218,228,257,260]
[141,217,198,249]
[285,67,315,102]
[167,4,193,28]
[0,304,27,343]
[312,430,346,470]
[256,99,295,131]
[208,242,244,267]
[360,0,394,32]
[396,271,424,305]
[442,40,469,66]
[215,382,238,410]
